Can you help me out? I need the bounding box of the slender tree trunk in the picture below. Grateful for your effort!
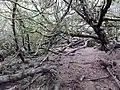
[12,0,18,51]
[12,0,25,63]
[19,20,27,50]
[26,34,31,52]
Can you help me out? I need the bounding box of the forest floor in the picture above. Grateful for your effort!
[1,46,120,90]
[57,47,120,90]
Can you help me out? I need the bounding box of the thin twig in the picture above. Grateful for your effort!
[87,75,110,81]
[107,67,120,89]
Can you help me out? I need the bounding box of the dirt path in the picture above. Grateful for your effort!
[58,47,120,90]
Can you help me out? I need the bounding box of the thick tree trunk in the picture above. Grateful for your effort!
[93,27,109,51]
[63,0,112,51]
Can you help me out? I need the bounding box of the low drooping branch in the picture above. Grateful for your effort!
[61,31,99,39]
[69,33,99,40]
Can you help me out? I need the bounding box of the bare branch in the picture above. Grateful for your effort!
[60,0,72,21]
[93,0,100,9]
[97,0,112,27]
[6,0,38,12]
[61,31,99,40]
[104,18,120,21]
[63,0,86,20]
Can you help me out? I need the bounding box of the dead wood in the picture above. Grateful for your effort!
[21,74,41,90]
[0,64,56,84]
[106,67,120,89]
[1,49,26,70]
[34,53,50,68]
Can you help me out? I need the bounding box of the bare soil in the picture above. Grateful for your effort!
[57,47,120,90]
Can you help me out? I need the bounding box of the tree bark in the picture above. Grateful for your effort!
[63,0,112,51]
[26,34,31,52]
[12,0,25,63]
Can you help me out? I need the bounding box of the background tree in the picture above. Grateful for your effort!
[0,0,120,55]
